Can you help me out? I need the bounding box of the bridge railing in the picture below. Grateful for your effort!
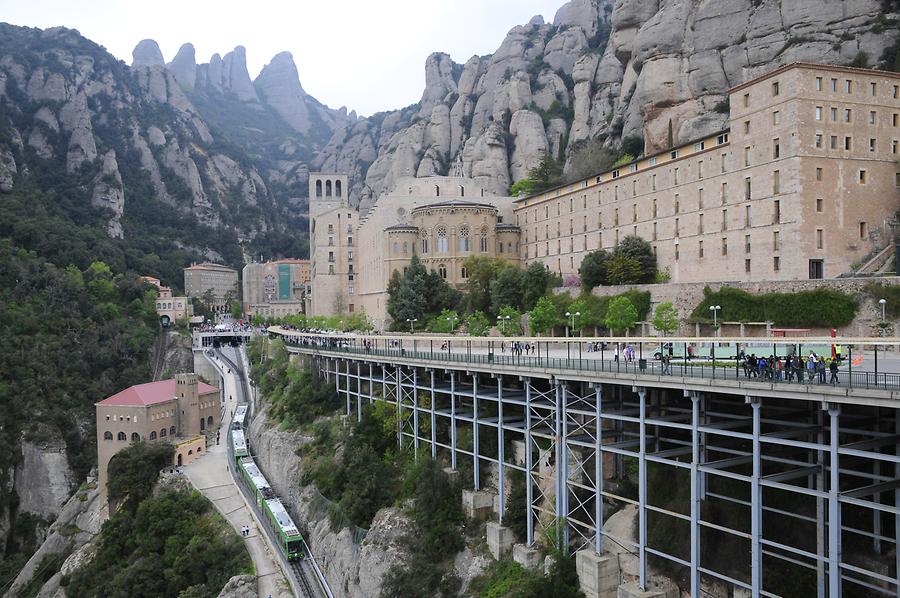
[271,328,900,392]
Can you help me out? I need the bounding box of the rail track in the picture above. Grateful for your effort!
[290,558,316,597]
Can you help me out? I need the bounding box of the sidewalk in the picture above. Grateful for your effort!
[183,363,292,598]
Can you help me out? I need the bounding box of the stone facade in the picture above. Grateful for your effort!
[95,374,221,507]
[155,286,192,324]
[309,175,520,325]
[184,262,239,312]
[515,63,900,283]
[242,258,310,319]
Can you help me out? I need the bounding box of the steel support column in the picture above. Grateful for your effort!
[396,366,402,448]
[690,393,701,598]
[595,384,604,555]
[750,397,763,596]
[430,370,436,460]
[638,387,648,590]
[561,383,569,548]
[828,406,841,598]
[817,407,826,598]
[345,360,351,416]
[450,371,457,470]
[413,368,419,460]
[497,376,505,523]
[525,379,535,547]
[473,373,480,491]
[356,362,362,423]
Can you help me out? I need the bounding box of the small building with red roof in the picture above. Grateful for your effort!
[95,373,221,505]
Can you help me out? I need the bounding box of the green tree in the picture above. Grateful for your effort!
[616,235,657,283]
[565,137,616,183]
[523,262,555,310]
[490,267,526,313]
[387,254,429,326]
[107,442,174,509]
[529,296,559,336]
[465,256,508,314]
[579,250,610,290]
[605,296,638,334]
[466,311,490,336]
[497,306,523,335]
[430,309,460,333]
[565,298,589,334]
[526,150,563,193]
[605,253,643,285]
[652,302,679,336]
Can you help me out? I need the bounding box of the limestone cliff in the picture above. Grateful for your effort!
[315,0,900,206]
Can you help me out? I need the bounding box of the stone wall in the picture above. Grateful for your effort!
[556,276,900,337]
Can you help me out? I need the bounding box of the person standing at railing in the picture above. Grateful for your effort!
[829,359,839,385]
[817,356,827,383]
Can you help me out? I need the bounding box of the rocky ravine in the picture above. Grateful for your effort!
[314,0,899,210]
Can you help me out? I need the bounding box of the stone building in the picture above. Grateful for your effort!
[154,286,192,324]
[515,62,900,282]
[95,374,220,506]
[307,173,358,317]
[242,258,310,319]
[183,262,239,312]
[309,175,520,326]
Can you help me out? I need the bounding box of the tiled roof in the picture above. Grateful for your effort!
[97,379,218,407]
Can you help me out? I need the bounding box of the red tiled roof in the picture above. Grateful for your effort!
[97,379,219,407]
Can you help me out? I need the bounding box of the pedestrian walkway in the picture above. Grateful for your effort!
[182,369,291,598]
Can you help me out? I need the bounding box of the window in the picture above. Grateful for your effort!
[831,78,837,92]
[632,205,637,223]
[773,111,780,125]
[698,213,704,234]
[859,169,867,184]
[844,136,852,150]
[809,259,824,279]
[674,195,680,214]
[773,230,780,250]
[893,140,898,154]
[675,217,680,237]
[131,432,140,442]
[816,77,823,91]
[117,432,126,441]
[674,243,680,261]
[830,107,837,122]
[652,174,657,191]
[896,173,900,187]
[772,81,780,96]
[160,428,167,437]
[870,111,877,125]
[698,160,704,179]
[671,150,679,159]
[745,205,752,227]
[773,256,780,271]
[773,171,780,194]
[699,240,704,258]
[745,234,751,253]
[743,93,750,107]
[870,138,877,152]
[860,221,868,239]
[744,147,751,166]
[652,222,658,240]
[104,431,113,441]
[894,113,898,126]
[815,106,822,121]
[816,229,824,249]
[844,108,852,123]
[718,134,729,146]
[698,188,704,209]
[459,226,470,252]
[773,138,780,159]
[774,199,781,223]
[674,168,679,184]
[830,135,838,149]
[745,258,751,273]
[437,226,448,253]
[816,167,823,181]
[694,141,705,151]
[815,134,823,148]
[347,236,353,245]
[149,431,157,440]
[721,182,728,204]
[438,264,447,279]
[480,229,488,252]
[895,85,899,99]
[871,82,877,96]
[816,198,824,212]
[461,266,468,279]
[722,209,728,231]
[744,177,752,201]
[722,237,728,255]
[743,120,750,135]
[845,79,852,94]
[720,153,727,173]
[652,199,657,218]
[421,236,429,253]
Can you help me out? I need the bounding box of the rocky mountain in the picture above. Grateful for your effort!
[314,0,899,211]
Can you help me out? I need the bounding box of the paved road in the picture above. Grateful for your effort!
[182,351,292,598]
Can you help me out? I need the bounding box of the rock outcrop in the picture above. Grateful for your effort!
[314,0,900,204]
[14,433,77,522]
[254,52,311,134]
[131,38,165,68]
[167,43,197,90]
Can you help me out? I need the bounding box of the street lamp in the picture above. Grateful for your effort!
[406,318,418,333]
[497,314,511,335]
[879,298,887,336]
[565,311,581,337]
[709,305,721,336]
[446,315,457,333]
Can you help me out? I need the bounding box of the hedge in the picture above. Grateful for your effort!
[690,287,857,327]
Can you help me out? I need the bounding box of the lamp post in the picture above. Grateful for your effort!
[709,305,721,336]
[406,318,418,333]
[879,298,887,336]
[497,314,511,335]
[565,311,581,337]
[446,315,457,333]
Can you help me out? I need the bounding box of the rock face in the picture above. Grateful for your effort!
[254,52,311,134]
[131,38,165,68]
[14,434,77,521]
[216,575,257,598]
[91,150,125,238]
[167,43,197,90]
[315,0,900,205]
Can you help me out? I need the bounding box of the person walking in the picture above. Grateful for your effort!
[829,359,839,385]
[807,354,816,383]
[818,356,827,383]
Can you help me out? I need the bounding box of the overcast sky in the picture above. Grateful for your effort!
[1,0,565,116]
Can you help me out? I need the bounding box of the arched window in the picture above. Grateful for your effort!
[459,225,470,252]
[393,241,398,254]
[104,431,113,441]
[198,446,202,452]
[437,226,448,253]
[325,180,333,197]
[150,431,157,440]
[421,232,429,254]
[480,226,489,252]
[160,428,167,437]
[188,449,193,455]
[131,432,140,442]
[335,180,342,197]
[459,185,465,197]
[117,432,126,441]
[208,416,213,427]
[200,418,205,431]
[435,184,440,197]
[402,241,408,254]
[170,426,176,436]
[438,264,447,279]
[315,180,322,197]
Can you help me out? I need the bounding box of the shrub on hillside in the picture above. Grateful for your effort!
[690,287,857,327]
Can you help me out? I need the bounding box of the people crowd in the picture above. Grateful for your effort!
[739,351,841,385]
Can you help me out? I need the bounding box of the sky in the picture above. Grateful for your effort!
[0,0,566,116]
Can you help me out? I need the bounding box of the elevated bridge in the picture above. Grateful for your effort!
[270,327,900,598]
